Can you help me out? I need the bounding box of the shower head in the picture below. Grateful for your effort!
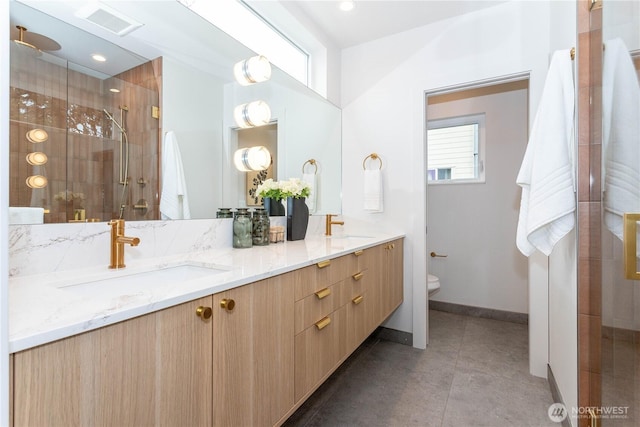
[11,25,61,54]
[13,26,40,52]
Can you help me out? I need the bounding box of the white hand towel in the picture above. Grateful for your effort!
[302,173,317,213]
[160,131,191,220]
[516,49,575,256]
[9,207,44,225]
[602,38,640,241]
[363,169,383,212]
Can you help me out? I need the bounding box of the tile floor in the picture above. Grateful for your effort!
[285,310,559,427]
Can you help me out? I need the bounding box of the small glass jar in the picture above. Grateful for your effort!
[252,208,270,246]
[232,208,252,248]
[216,208,232,218]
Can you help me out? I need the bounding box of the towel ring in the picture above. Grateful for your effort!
[362,153,383,170]
[302,159,318,174]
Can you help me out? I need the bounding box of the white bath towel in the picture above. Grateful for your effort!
[160,131,191,220]
[602,38,640,241]
[516,49,576,256]
[9,207,44,225]
[302,172,317,213]
[363,169,383,212]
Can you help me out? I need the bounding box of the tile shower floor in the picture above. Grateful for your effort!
[285,310,558,427]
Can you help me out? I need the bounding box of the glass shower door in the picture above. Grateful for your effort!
[601,1,640,425]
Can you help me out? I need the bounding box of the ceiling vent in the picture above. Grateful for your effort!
[75,4,143,36]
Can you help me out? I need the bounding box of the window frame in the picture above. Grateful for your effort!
[427,113,486,185]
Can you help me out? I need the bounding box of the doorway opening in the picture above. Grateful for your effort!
[425,76,530,328]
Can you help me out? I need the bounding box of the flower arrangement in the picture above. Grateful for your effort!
[256,178,310,201]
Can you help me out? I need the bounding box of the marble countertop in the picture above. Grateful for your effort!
[9,231,403,353]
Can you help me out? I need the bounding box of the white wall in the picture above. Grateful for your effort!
[546,1,578,422]
[162,58,224,219]
[341,0,555,349]
[427,84,529,314]
[549,230,578,425]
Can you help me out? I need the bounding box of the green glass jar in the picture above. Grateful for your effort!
[216,208,232,218]
[252,208,270,246]
[232,208,252,248]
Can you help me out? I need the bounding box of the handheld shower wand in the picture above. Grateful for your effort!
[104,107,130,218]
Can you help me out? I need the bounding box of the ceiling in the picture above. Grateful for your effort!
[274,0,508,49]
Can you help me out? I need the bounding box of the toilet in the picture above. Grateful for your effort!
[428,274,441,295]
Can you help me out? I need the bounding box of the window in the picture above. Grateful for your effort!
[427,114,485,184]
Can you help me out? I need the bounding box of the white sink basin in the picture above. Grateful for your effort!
[53,262,231,296]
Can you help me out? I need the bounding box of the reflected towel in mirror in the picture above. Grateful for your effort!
[302,172,317,213]
[160,131,191,220]
[602,38,640,241]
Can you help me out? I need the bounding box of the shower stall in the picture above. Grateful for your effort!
[8,31,160,223]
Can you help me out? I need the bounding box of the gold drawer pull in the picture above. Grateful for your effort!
[196,306,212,320]
[385,243,395,250]
[623,213,640,279]
[317,260,331,269]
[220,298,235,312]
[352,272,364,281]
[315,316,331,330]
[354,250,364,256]
[352,295,364,305]
[314,287,331,299]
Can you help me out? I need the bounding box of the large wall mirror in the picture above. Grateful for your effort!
[8,0,342,224]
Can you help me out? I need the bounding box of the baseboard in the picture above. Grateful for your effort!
[429,300,528,325]
[548,365,571,427]
[374,326,413,346]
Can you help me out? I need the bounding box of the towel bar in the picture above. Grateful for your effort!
[363,153,383,170]
[302,159,317,174]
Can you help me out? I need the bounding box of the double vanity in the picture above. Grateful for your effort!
[8,218,404,426]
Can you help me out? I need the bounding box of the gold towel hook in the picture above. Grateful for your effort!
[302,159,318,174]
[570,47,575,60]
[362,153,383,170]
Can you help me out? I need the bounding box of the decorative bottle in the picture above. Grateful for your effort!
[232,208,252,248]
[252,208,270,246]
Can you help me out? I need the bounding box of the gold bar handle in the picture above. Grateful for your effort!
[352,272,364,281]
[315,316,331,330]
[314,287,331,299]
[317,260,331,269]
[352,295,364,305]
[354,250,364,256]
[623,213,640,280]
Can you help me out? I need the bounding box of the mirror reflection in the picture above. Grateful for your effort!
[8,0,342,224]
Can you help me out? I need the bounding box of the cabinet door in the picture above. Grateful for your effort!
[375,239,404,322]
[12,297,213,427]
[212,275,294,427]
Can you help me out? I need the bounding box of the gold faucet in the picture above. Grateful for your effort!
[108,219,140,269]
[325,214,344,236]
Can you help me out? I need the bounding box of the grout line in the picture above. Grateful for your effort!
[438,314,467,426]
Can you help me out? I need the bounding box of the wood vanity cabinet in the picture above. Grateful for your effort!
[212,275,294,427]
[10,239,403,427]
[12,296,214,426]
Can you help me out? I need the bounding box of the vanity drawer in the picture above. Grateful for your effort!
[294,256,348,301]
[345,248,371,275]
[294,280,346,335]
[346,290,373,352]
[294,304,347,402]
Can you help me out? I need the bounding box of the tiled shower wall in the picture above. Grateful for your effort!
[9,50,160,223]
[576,0,603,425]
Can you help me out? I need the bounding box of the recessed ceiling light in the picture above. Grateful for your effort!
[109,88,120,93]
[339,1,355,12]
[92,54,106,62]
